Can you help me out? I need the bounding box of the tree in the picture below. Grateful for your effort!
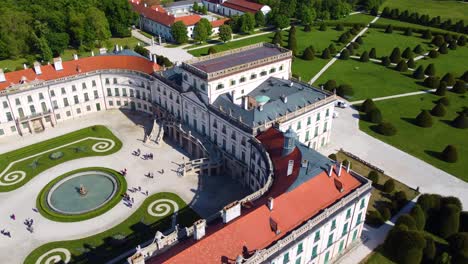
[287,26,297,56]
[435,82,447,96]
[438,204,461,238]
[461,71,468,82]
[422,30,433,40]
[439,44,448,54]
[396,60,408,72]
[452,113,468,129]
[274,14,289,30]
[328,153,337,161]
[86,7,112,45]
[335,24,344,31]
[380,207,392,221]
[192,2,199,12]
[47,32,70,56]
[339,49,350,60]
[37,36,53,62]
[407,58,415,69]
[384,179,396,193]
[377,122,397,136]
[423,237,436,262]
[240,13,255,34]
[255,11,266,27]
[272,31,282,46]
[369,48,377,58]
[319,23,327,31]
[385,24,393,33]
[328,44,336,54]
[441,145,458,163]
[134,45,149,57]
[356,36,363,44]
[458,35,466,46]
[324,80,337,91]
[425,63,436,76]
[441,73,456,86]
[360,51,369,62]
[361,98,376,113]
[336,84,353,97]
[390,47,401,63]
[208,46,217,54]
[410,204,426,230]
[414,44,424,54]
[428,49,439,58]
[404,27,413,36]
[193,22,209,43]
[367,108,382,123]
[321,48,331,59]
[368,171,379,185]
[452,80,466,94]
[416,110,433,127]
[413,65,425,79]
[201,5,208,15]
[218,24,232,42]
[396,214,417,230]
[432,35,446,47]
[448,40,458,50]
[299,6,316,26]
[448,232,468,264]
[439,97,450,106]
[402,47,413,59]
[381,56,390,66]
[338,32,351,43]
[302,47,315,60]
[171,21,188,44]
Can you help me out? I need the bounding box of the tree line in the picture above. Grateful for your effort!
[0,0,136,63]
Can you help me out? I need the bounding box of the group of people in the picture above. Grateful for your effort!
[123,186,149,208]
[120,168,128,176]
[132,148,154,160]
[0,229,11,238]
[24,218,34,233]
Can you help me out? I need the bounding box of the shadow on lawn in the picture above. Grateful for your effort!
[424,149,442,160]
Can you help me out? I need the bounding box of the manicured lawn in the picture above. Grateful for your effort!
[314,59,427,100]
[290,26,345,55]
[381,0,468,22]
[188,33,275,56]
[36,167,127,222]
[416,46,468,77]
[327,13,376,24]
[25,192,199,264]
[0,125,122,192]
[373,18,457,34]
[0,37,141,71]
[292,58,330,82]
[357,28,432,56]
[359,92,468,181]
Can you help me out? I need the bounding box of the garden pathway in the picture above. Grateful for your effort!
[309,15,381,84]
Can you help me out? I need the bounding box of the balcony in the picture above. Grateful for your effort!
[19,110,52,122]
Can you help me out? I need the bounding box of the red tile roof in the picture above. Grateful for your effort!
[0,55,158,91]
[149,128,363,264]
[222,0,265,13]
[211,18,230,28]
[131,2,201,27]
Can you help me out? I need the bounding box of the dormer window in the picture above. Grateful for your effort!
[183,74,188,81]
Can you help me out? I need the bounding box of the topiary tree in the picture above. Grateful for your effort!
[439,97,450,106]
[288,26,297,56]
[428,49,439,58]
[439,44,448,54]
[367,210,384,226]
[413,65,425,79]
[369,48,377,58]
[367,108,382,123]
[384,179,396,193]
[380,206,392,222]
[441,196,463,211]
[335,24,344,31]
[346,45,354,55]
[360,51,369,62]
[438,204,461,239]
[319,23,327,31]
[377,122,397,136]
[381,56,390,66]
[423,237,436,263]
[452,113,468,129]
[414,44,424,54]
[336,84,353,97]
[272,30,283,46]
[218,24,233,42]
[385,24,393,33]
[458,35,466,46]
[390,47,401,63]
[441,73,456,86]
[448,40,458,50]
[441,145,458,163]
[395,190,408,207]
[407,58,415,69]
[460,71,468,82]
[435,81,447,96]
[324,79,337,91]
[396,60,408,72]
[356,36,363,44]
[321,48,331,59]
[410,204,426,230]
[422,30,432,40]
[431,103,446,117]
[452,80,466,94]
[208,46,217,54]
[302,47,315,60]
[416,110,433,127]
[328,43,336,54]
[396,214,417,230]
[448,232,468,264]
[361,98,376,113]
[339,49,350,60]
[432,35,446,47]
[303,24,312,32]
[424,63,436,76]
[403,27,413,36]
[424,76,440,88]
[171,21,189,44]
[402,47,413,59]
[342,159,351,169]
[368,171,380,185]
[328,153,337,161]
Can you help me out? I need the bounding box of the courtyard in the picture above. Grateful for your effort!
[0,110,248,263]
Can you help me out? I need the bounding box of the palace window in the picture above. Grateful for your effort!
[270,67,276,73]
[250,73,257,80]
[240,77,246,83]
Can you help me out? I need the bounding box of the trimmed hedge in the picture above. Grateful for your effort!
[415,110,433,128]
[367,108,382,123]
[361,98,376,113]
[377,122,397,136]
[430,103,446,117]
[368,171,379,184]
[452,113,468,129]
[441,145,458,163]
[384,179,396,193]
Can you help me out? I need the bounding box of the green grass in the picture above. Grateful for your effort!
[292,58,330,82]
[416,46,468,77]
[358,28,432,56]
[0,37,141,72]
[359,92,468,181]
[373,18,458,34]
[382,0,468,22]
[36,167,127,222]
[25,192,199,264]
[0,125,122,192]
[362,246,396,264]
[328,13,377,24]
[314,59,427,100]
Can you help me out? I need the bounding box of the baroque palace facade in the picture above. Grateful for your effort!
[0,43,371,264]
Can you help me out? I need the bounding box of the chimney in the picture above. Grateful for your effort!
[53,57,63,71]
[33,62,42,75]
[327,164,333,177]
[282,128,297,156]
[73,54,78,60]
[23,64,28,69]
[236,255,243,264]
[267,197,274,211]
[222,201,241,223]
[346,162,351,173]
[193,219,206,240]
[0,69,5,82]
[281,95,287,103]
[337,162,343,177]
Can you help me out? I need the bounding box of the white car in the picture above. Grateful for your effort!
[335,100,348,108]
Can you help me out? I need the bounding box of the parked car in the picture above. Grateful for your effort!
[335,100,348,108]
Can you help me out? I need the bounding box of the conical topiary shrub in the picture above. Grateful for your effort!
[452,80,466,94]
[441,145,458,163]
[377,122,397,136]
[302,47,315,60]
[435,81,447,96]
[367,108,382,123]
[361,98,377,113]
[430,103,446,117]
[438,97,450,106]
[452,113,468,129]
[415,110,433,127]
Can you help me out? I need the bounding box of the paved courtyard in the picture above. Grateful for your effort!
[0,110,247,263]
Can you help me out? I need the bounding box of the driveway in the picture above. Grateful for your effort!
[320,106,468,207]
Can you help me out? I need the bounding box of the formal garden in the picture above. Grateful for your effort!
[0,125,122,192]
[364,193,467,264]
[25,192,199,264]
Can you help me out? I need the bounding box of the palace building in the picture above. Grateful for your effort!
[0,43,371,264]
